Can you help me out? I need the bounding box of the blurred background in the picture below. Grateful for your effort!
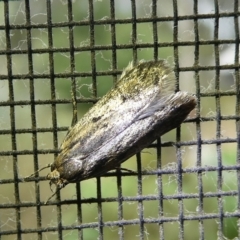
[0,0,239,239]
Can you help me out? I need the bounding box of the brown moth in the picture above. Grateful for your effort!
[28,60,196,202]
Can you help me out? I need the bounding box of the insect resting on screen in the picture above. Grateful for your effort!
[26,60,197,203]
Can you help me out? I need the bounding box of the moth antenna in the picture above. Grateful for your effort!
[24,164,51,180]
[71,86,78,127]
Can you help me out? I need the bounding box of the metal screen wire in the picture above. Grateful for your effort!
[0,0,239,240]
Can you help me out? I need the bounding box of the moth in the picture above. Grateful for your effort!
[28,60,196,202]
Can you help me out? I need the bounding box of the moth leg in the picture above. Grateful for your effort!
[44,187,61,204]
[115,167,136,174]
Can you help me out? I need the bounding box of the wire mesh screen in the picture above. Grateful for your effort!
[0,0,239,239]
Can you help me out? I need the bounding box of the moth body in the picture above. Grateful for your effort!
[47,60,197,191]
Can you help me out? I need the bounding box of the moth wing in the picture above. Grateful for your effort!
[135,95,169,120]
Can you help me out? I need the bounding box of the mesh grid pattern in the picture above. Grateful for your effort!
[0,0,239,239]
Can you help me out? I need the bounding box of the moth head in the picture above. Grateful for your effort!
[47,168,68,188]
[25,163,68,204]
[44,167,69,203]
